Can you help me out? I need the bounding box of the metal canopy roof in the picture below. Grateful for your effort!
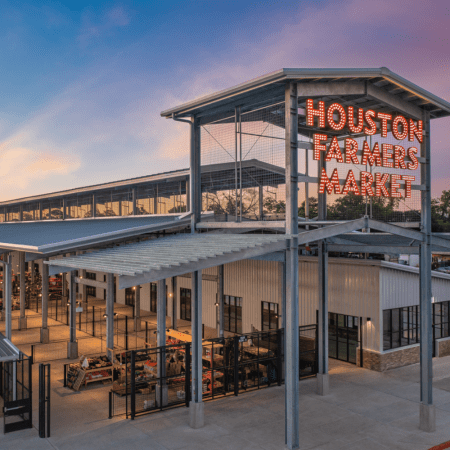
[161,67,450,122]
[0,215,189,254]
[46,233,288,289]
[0,159,284,208]
[0,332,20,361]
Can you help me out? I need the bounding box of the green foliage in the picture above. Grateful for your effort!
[431,189,450,232]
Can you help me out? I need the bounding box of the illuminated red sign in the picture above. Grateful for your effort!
[306,99,422,199]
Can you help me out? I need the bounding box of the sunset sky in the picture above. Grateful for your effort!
[0,0,449,201]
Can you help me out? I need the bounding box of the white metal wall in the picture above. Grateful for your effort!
[298,257,380,352]
[380,265,450,309]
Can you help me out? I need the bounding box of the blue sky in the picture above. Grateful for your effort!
[0,0,449,200]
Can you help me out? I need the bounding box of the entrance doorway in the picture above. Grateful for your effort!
[328,313,359,364]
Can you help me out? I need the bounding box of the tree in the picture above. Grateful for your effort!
[298,197,318,219]
[205,189,259,217]
[431,190,450,232]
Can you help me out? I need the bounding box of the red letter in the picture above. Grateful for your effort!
[364,110,377,135]
[313,133,328,160]
[402,175,415,198]
[342,170,361,195]
[361,171,374,197]
[306,99,325,128]
[394,145,407,169]
[407,147,419,170]
[325,137,344,163]
[347,106,364,133]
[377,112,392,138]
[361,141,382,166]
[409,119,423,143]
[327,103,346,131]
[375,173,389,197]
[319,168,341,194]
[392,115,408,140]
[345,138,359,164]
[390,174,401,198]
[382,144,394,168]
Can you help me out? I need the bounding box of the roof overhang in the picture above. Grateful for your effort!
[161,67,450,123]
[0,215,190,256]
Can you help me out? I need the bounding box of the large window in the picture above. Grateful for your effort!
[383,306,420,350]
[149,283,168,313]
[433,301,450,341]
[328,313,359,364]
[125,287,135,307]
[262,301,278,331]
[150,283,157,313]
[224,295,242,334]
[85,272,96,298]
[180,288,191,321]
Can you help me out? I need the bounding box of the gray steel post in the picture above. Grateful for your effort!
[317,108,329,396]
[81,268,87,306]
[172,277,178,330]
[92,194,96,218]
[4,253,12,340]
[190,270,204,426]
[419,112,435,431]
[106,273,114,360]
[40,258,49,343]
[132,187,137,215]
[217,265,224,337]
[19,252,27,329]
[69,271,76,342]
[317,240,329,394]
[134,285,141,319]
[156,279,168,406]
[192,119,201,229]
[285,81,300,450]
[259,185,264,220]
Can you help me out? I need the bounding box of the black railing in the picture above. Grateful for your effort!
[109,325,317,419]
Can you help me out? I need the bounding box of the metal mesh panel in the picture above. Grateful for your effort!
[201,103,287,221]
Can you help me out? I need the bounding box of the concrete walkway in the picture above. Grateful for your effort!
[2,358,450,449]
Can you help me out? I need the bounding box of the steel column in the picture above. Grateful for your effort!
[156,279,168,406]
[217,265,224,337]
[106,273,114,360]
[19,252,27,330]
[172,277,178,330]
[67,270,78,358]
[259,185,264,220]
[419,112,435,431]
[40,258,49,343]
[134,285,141,330]
[4,253,12,340]
[190,270,204,428]
[285,81,299,450]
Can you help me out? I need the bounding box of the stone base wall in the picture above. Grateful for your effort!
[356,345,420,372]
[436,337,450,357]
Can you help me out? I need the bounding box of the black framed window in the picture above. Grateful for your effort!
[383,306,420,350]
[149,283,168,313]
[85,272,96,298]
[125,287,135,307]
[328,312,359,364]
[224,295,242,334]
[180,288,191,321]
[150,283,157,313]
[262,301,278,331]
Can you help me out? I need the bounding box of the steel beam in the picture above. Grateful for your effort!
[75,277,107,289]
[328,244,420,254]
[366,219,424,241]
[419,112,435,432]
[106,273,114,360]
[285,81,299,450]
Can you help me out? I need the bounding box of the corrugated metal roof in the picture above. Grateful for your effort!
[46,233,288,278]
[0,215,189,253]
[0,332,20,361]
[161,67,450,120]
